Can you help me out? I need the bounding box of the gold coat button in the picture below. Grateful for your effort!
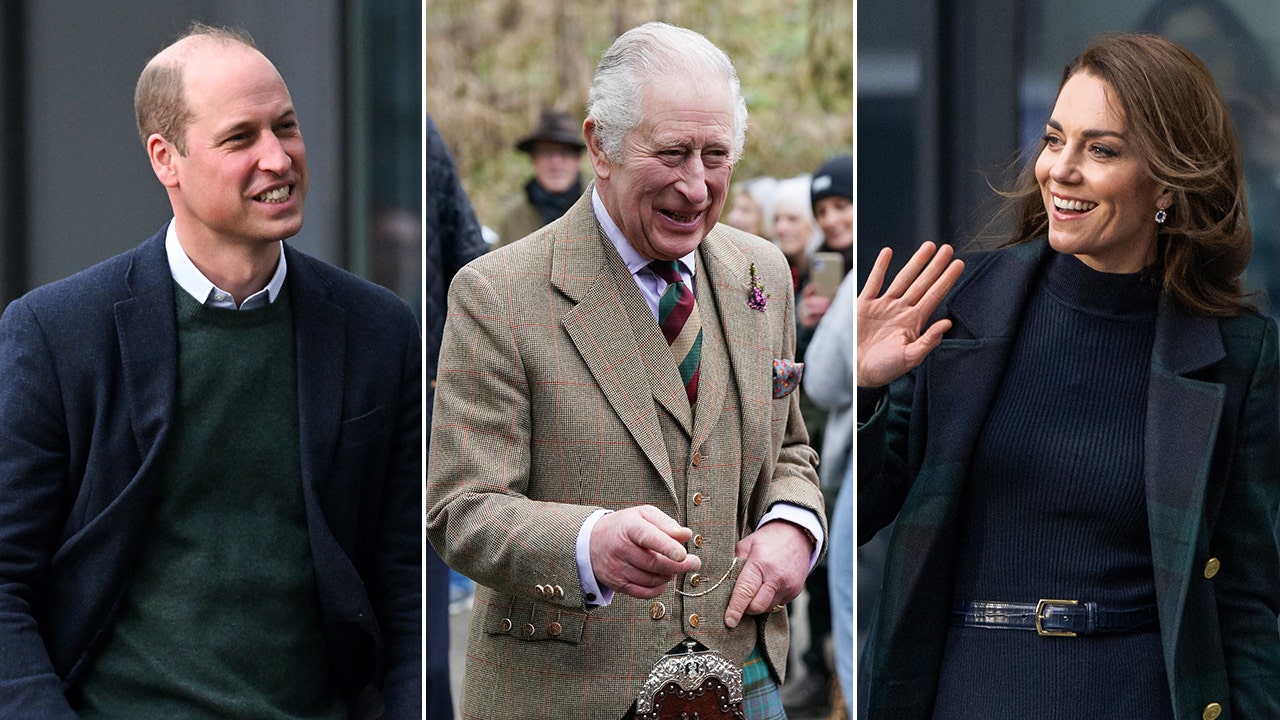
[554,585,565,598]
[500,618,513,632]
[1203,702,1222,720]
[692,492,704,506]
[1204,558,1220,579]
[693,534,704,548]
[535,584,546,596]
[650,602,666,620]
[548,622,562,637]
[691,451,703,467]
[689,613,700,628]
[522,623,535,638]
[689,573,702,588]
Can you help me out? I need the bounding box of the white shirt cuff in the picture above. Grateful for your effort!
[576,509,614,607]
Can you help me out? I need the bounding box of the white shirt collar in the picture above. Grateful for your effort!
[164,220,287,309]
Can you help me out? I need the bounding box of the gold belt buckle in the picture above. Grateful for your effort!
[1035,598,1079,637]
[635,640,745,720]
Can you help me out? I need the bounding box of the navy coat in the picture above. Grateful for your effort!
[0,229,422,718]
[859,238,1280,719]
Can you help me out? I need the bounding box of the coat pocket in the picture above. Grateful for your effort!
[482,592,587,645]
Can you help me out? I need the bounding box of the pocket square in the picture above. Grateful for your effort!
[772,358,803,398]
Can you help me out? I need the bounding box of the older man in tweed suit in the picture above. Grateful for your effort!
[426,22,825,720]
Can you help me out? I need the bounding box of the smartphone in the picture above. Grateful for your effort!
[808,252,845,298]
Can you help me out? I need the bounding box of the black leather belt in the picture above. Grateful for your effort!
[953,599,1159,637]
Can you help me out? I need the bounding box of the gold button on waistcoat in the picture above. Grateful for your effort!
[692,492,704,506]
[1203,702,1222,720]
[689,573,702,588]
[689,613,700,628]
[1204,558,1221,579]
[548,622,562,637]
[522,623,535,638]
[693,534,704,548]
[691,451,703,467]
[650,602,666,620]
[500,618,513,632]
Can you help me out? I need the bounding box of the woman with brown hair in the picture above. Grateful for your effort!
[856,33,1280,719]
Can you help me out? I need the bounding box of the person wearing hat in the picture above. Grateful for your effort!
[496,108,587,247]
[810,154,854,267]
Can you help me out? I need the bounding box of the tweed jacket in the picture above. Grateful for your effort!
[0,228,422,719]
[858,238,1280,720]
[426,191,824,719]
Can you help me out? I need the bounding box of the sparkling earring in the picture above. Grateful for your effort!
[1155,209,1168,224]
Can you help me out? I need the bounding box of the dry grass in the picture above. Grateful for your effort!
[426,0,853,226]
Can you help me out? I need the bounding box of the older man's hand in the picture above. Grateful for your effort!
[590,505,702,599]
[724,521,813,628]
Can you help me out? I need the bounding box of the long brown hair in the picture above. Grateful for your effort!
[1008,33,1251,317]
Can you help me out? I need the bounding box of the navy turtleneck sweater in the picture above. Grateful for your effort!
[932,252,1174,719]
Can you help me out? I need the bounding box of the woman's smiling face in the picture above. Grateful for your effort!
[1035,71,1171,273]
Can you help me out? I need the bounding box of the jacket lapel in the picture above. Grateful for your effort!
[1143,295,1225,684]
[912,240,1047,505]
[115,231,178,461]
[554,196,678,501]
[697,231,766,499]
[284,245,347,496]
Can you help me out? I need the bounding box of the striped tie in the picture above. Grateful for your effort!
[650,260,702,405]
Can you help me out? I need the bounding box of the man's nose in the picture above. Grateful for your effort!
[258,134,294,174]
[676,157,709,205]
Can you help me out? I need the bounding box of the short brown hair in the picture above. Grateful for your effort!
[134,22,257,155]
[1007,33,1251,317]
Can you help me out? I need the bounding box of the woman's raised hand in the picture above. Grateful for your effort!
[857,242,965,387]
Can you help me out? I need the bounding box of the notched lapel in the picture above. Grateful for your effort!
[554,208,678,500]
[918,241,1045,469]
[698,232,768,486]
[1144,298,1226,651]
[116,238,178,460]
[288,249,347,494]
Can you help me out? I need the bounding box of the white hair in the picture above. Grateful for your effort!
[586,22,749,163]
[772,174,824,256]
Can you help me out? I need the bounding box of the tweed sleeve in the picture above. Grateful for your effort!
[425,263,599,609]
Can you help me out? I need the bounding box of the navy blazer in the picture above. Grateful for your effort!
[859,239,1280,719]
[0,228,422,719]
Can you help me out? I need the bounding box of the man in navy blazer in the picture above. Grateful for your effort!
[0,24,420,718]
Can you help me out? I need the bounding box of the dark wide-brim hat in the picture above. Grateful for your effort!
[516,109,587,154]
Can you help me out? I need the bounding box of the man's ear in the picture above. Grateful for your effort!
[582,117,611,181]
[147,134,180,188]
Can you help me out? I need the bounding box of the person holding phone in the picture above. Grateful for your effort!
[801,155,853,331]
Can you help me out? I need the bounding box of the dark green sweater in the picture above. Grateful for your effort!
[77,284,344,719]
